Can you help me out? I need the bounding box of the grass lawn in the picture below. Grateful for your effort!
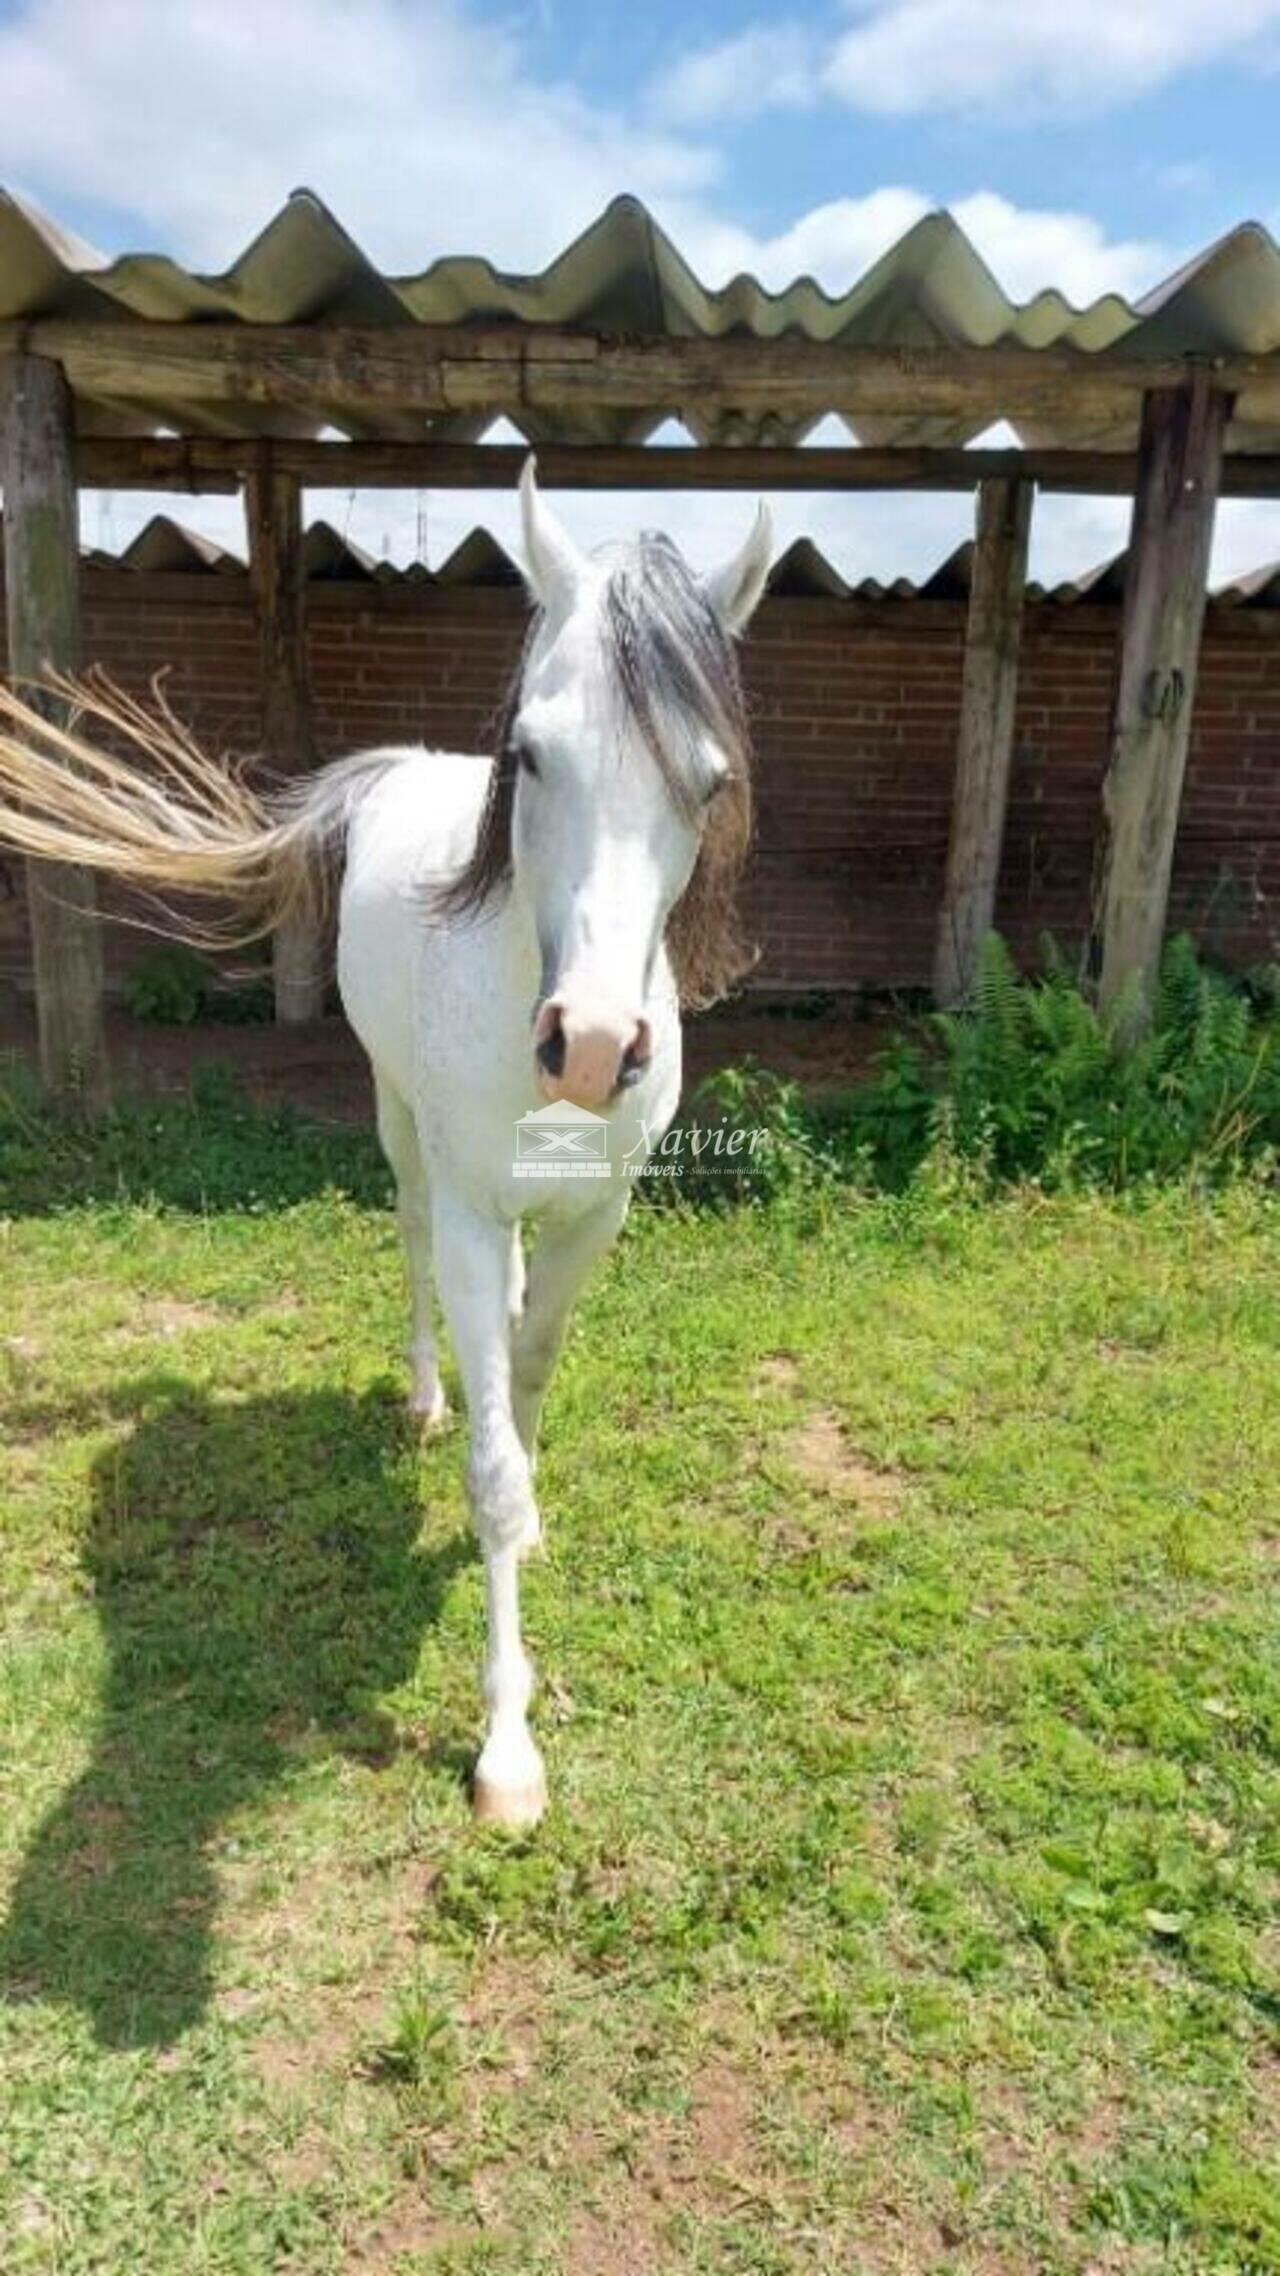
[1,1100,1277,2274]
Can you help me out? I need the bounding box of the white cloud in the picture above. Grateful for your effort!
[944,192,1165,304]
[0,0,1180,308]
[669,189,938,291]
[0,0,714,269]
[644,0,1280,126]
[822,0,1280,120]
[664,187,1169,305]
[649,23,818,126]
[5,0,1256,608]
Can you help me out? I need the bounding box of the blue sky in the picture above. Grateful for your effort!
[1,0,1277,581]
[521,1,1278,260]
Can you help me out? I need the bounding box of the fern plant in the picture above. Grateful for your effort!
[841,935,1280,1191]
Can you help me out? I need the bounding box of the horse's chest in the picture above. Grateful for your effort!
[409,928,678,1220]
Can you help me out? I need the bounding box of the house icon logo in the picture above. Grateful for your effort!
[513,1099,611,1179]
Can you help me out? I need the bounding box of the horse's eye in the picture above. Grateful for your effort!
[513,739,539,780]
[704,771,729,806]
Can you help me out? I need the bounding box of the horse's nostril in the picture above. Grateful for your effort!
[616,1033,651,1090]
[535,1019,566,1079]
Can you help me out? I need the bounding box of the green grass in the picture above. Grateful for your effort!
[1,1101,1278,2273]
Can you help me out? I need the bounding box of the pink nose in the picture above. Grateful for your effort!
[533,996,651,1108]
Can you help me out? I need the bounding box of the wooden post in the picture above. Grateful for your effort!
[1,353,109,1112]
[934,475,1033,1005]
[245,455,324,1023]
[1090,378,1230,1036]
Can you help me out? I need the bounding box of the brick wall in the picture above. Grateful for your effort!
[1,570,1277,995]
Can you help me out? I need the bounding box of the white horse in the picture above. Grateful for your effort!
[0,466,771,1825]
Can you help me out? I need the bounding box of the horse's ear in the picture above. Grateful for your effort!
[703,503,773,634]
[519,458,584,613]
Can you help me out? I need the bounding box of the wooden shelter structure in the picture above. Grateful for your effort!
[2,187,1279,1105]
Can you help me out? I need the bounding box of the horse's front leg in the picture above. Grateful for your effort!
[511,1192,630,1471]
[431,1188,545,1827]
[374,1074,448,1428]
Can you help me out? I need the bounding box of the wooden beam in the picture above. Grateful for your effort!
[934,478,1033,1006]
[70,436,1280,498]
[245,456,324,1025]
[7,320,1280,429]
[1,353,109,1113]
[1090,380,1231,1035]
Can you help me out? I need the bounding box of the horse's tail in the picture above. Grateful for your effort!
[0,671,397,947]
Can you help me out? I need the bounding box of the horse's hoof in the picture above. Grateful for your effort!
[473,1769,547,1828]
[411,1388,451,1435]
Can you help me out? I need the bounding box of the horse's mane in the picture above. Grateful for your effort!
[435,533,755,1010]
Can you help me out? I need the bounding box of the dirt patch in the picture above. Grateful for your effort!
[252,2020,357,2094]
[787,1408,903,1518]
[245,1910,422,2095]
[273,2129,334,2191]
[217,1985,265,2024]
[752,1360,907,1522]
[582,2055,768,2266]
[1246,2037,1280,2154]
[1077,2248,1168,2275]
[251,1972,395,2094]
[1096,1339,1160,1368]
[233,1836,441,2110]
[460,1954,546,2088]
[686,2054,761,2180]
[567,2194,671,2276]
[111,1296,227,1342]
[0,1440,46,1479]
[556,2049,768,2275]
[756,1352,802,1391]
[251,2032,308,2093]
[1068,2091,1133,2167]
[343,2188,458,2274]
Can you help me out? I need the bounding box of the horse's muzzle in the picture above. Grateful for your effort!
[533,995,651,1109]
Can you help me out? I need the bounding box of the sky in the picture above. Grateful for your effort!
[2,0,1278,583]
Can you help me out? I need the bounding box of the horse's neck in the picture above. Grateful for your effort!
[486,875,542,1001]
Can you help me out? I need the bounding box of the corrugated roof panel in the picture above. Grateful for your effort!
[765,539,849,598]
[301,521,379,580]
[917,541,974,600]
[1037,553,1129,604]
[1212,559,1280,607]
[218,197,410,325]
[3,187,1276,359]
[435,529,522,587]
[3,189,1280,452]
[6,507,1278,606]
[1134,223,1280,354]
[849,572,922,600]
[120,515,242,574]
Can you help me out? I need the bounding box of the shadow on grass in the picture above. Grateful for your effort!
[0,1379,470,2049]
[0,1067,391,1218]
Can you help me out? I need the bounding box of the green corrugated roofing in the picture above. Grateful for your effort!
[3,188,1280,451]
[7,188,1280,351]
[20,513,1275,608]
